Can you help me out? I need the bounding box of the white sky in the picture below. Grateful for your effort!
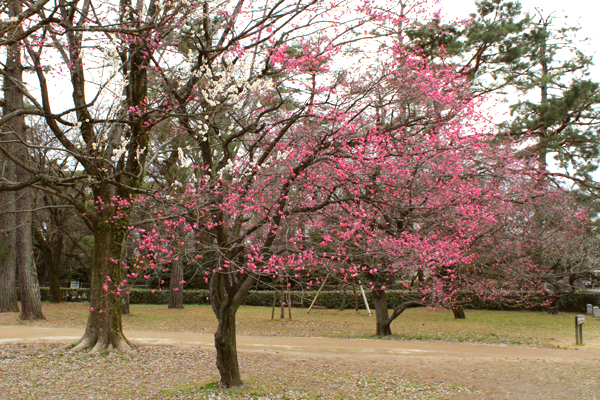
[439,0,600,80]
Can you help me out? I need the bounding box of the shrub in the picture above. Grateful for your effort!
[39,287,600,313]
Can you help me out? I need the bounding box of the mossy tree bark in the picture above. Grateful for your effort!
[72,188,132,352]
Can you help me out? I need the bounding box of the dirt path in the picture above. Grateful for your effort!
[2,325,600,399]
[1,324,599,361]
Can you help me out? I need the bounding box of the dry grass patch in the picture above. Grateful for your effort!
[0,342,477,400]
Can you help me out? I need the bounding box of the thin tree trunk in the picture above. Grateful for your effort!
[48,230,64,303]
[168,259,184,309]
[48,268,62,303]
[338,285,348,311]
[121,275,130,315]
[279,282,285,319]
[33,228,63,303]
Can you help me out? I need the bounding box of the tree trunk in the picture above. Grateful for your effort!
[279,283,285,319]
[121,270,130,315]
[16,209,44,320]
[372,289,392,337]
[168,259,184,309]
[209,269,254,387]
[338,285,348,311]
[452,305,466,319]
[71,192,131,352]
[121,293,130,315]
[48,263,63,303]
[4,0,44,320]
[33,228,63,303]
[0,212,18,312]
[0,191,18,312]
[14,104,44,320]
[214,307,243,387]
[48,231,64,303]
[0,0,20,314]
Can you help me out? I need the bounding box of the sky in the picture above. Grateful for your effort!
[437,1,600,181]
[438,0,600,80]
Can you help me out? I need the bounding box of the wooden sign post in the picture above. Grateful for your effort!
[575,315,585,345]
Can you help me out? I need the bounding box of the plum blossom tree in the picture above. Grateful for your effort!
[120,0,585,385]
[0,0,196,348]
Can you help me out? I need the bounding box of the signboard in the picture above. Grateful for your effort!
[576,315,585,326]
[70,281,80,289]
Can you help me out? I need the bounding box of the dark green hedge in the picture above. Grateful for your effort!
[40,287,600,313]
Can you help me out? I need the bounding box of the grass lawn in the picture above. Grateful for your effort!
[2,302,599,348]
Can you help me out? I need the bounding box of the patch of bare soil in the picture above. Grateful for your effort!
[0,326,599,399]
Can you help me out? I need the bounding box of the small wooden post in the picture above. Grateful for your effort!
[575,315,585,345]
[359,285,372,316]
[307,273,330,314]
[352,283,359,311]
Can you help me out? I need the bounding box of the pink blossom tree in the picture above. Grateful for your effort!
[123,0,571,384]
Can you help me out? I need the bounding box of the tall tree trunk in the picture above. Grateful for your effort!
[372,289,392,337]
[12,50,44,320]
[0,0,26,315]
[168,259,184,309]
